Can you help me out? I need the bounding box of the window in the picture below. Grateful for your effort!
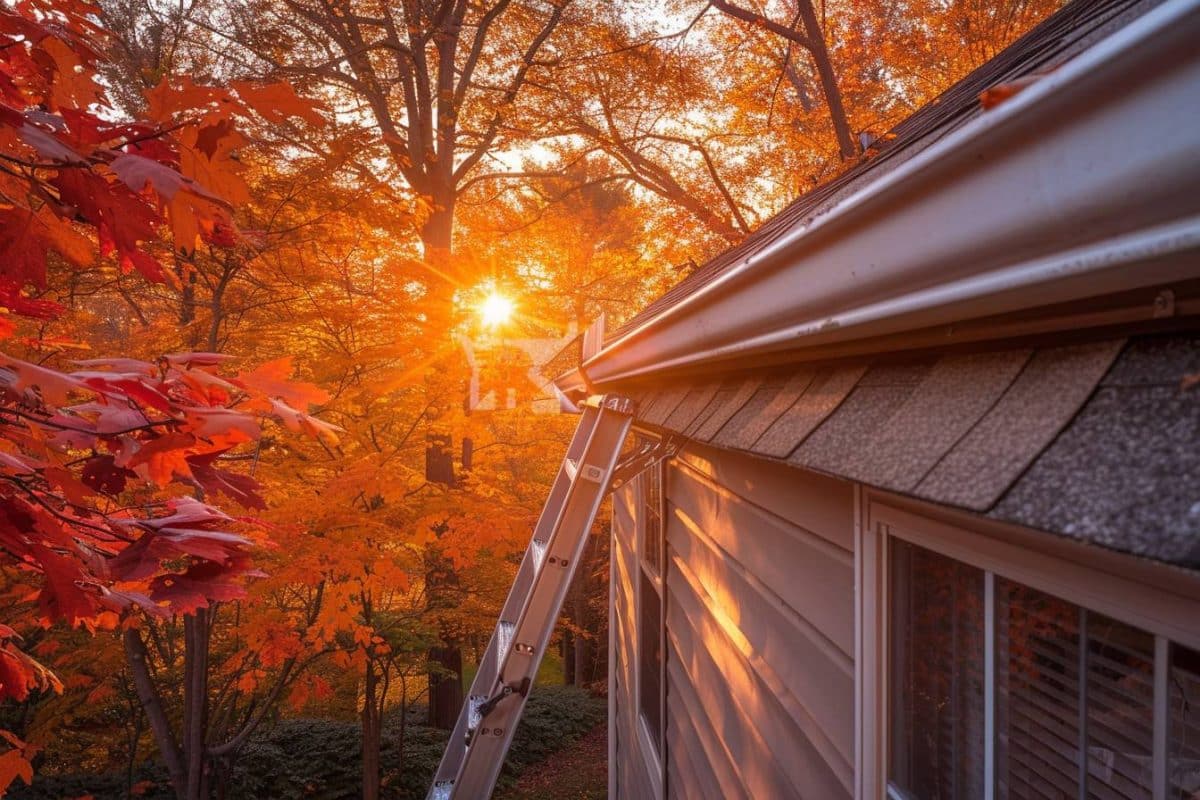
[886,539,1200,800]
[641,450,663,573]
[639,569,663,746]
[637,455,665,759]
[890,541,986,798]
[1169,645,1200,795]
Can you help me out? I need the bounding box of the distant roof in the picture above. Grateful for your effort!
[609,0,1158,343]
[630,333,1200,569]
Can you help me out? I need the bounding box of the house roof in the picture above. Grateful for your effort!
[557,0,1200,391]
[608,0,1156,344]
[630,333,1200,568]
[558,0,1200,570]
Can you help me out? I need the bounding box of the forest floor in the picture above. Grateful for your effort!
[497,722,607,800]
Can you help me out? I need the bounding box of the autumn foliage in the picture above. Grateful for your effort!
[0,0,1065,795]
[0,0,337,791]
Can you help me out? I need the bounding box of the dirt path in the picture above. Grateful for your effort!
[496,722,607,799]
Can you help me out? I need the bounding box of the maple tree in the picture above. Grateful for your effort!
[0,1,336,795]
[214,0,573,318]
[0,351,337,796]
[0,0,1072,795]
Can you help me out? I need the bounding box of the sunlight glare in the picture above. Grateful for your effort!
[480,292,515,328]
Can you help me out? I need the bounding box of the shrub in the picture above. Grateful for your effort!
[9,686,604,799]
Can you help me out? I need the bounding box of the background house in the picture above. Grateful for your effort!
[555,0,1200,796]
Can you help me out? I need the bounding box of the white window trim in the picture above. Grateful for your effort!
[856,494,1200,800]
[633,450,667,800]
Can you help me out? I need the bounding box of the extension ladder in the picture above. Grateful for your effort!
[427,394,670,800]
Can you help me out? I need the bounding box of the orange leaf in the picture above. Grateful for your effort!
[177,125,250,207]
[34,207,94,268]
[43,466,95,505]
[235,357,329,409]
[231,81,326,127]
[125,432,196,485]
[0,747,33,792]
[980,71,1050,110]
[42,36,102,111]
[144,76,235,121]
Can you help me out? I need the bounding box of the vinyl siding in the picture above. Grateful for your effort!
[611,441,857,799]
[611,481,658,800]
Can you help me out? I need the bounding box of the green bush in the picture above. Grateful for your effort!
[501,685,604,778]
[10,686,604,800]
[6,764,174,800]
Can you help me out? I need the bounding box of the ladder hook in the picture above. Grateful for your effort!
[477,677,531,720]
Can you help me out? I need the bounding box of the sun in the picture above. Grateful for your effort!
[479,291,515,328]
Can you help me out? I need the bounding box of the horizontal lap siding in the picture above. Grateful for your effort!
[612,484,657,800]
[666,445,856,798]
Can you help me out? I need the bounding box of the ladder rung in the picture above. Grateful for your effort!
[467,695,486,732]
[529,539,547,572]
[496,621,515,664]
[427,395,636,800]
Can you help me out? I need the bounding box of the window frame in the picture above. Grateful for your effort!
[857,493,1200,800]
[633,440,667,798]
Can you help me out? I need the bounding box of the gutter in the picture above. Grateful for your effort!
[560,0,1200,393]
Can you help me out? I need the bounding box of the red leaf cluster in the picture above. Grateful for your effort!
[0,350,337,713]
[0,1,326,335]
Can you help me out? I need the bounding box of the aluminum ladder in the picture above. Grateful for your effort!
[426,394,668,800]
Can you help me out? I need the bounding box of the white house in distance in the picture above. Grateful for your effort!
[554,0,1200,797]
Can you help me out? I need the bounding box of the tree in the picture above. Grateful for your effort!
[220,0,573,314]
[0,0,1073,794]
[708,0,858,159]
[0,350,336,797]
[0,3,337,795]
[212,0,583,728]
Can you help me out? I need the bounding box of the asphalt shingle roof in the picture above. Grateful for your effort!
[633,333,1200,569]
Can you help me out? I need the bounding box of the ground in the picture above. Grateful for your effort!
[497,722,607,800]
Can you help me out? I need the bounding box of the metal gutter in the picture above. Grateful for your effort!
[563,0,1200,391]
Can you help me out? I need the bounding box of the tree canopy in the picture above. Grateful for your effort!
[0,0,1063,795]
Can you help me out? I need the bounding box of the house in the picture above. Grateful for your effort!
[553,0,1200,797]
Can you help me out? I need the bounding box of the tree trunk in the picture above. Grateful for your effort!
[794,0,857,160]
[427,643,464,730]
[183,610,210,800]
[563,627,576,685]
[125,701,143,799]
[123,629,187,798]
[424,533,465,730]
[422,198,467,729]
[179,263,196,327]
[362,661,381,800]
[419,202,457,328]
[712,0,857,160]
[573,582,591,686]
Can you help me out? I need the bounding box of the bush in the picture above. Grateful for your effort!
[7,764,174,800]
[501,685,605,778]
[10,686,604,800]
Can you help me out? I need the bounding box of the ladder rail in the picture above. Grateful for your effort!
[427,404,603,794]
[449,396,633,798]
[426,397,633,799]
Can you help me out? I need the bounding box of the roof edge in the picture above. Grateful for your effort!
[560,0,1200,395]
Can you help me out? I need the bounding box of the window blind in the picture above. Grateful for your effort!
[1169,644,1200,797]
[1085,613,1155,800]
[996,580,1082,800]
[894,548,1195,800]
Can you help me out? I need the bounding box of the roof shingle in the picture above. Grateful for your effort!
[631,333,1200,569]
